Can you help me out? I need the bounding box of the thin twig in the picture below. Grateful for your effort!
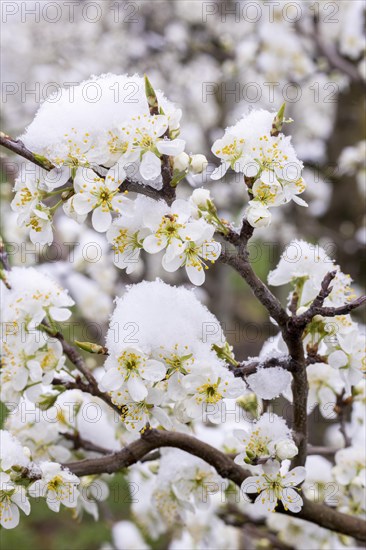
[294,271,366,328]
[229,356,292,378]
[61,432,112,455]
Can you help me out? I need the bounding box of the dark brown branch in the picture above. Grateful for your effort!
[220,223,309,467]
[0,133,54,170]
[61,432,112,455]
[309,296,366,318]
[335,391,353,448]
[294,271,366,328]
[307,445,340,457]
[0,236,11,272]
[311,15,364,85]
[52,375,121,417]
[1,131,176,207]
[220,510,295,550]
[49,328,122,415]
[119,179,162,201]
[281,321,308,468]
[229,356,292,378]
[220,249,289,328]
[63,428,366,541]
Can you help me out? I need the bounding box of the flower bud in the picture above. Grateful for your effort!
[173,152,190,172]
[190,154,208,174]
[23,446,32,459]
[191,188,211,209]
[75,341,108,354]
[246,204,272,228]
[37,392,60,411]
[275,439,298,460]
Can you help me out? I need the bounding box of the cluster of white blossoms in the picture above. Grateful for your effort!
[1,3,365,546]
[211,109,307,227]
[106,193,221,285]
[267,240,365,394]
[127,453,240,547]
[100,280,246,430]
[148,450,226,524]
[0,429,81,529]
[232,412,306,513]
[0,267,74,404]
[9,75,314,284]
[10,75,225,285]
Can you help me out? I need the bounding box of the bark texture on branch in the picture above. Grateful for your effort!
[64,428,366,541]
[3,129,366,542]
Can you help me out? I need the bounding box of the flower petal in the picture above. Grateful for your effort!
[141,360,166,381]
[281,487,303,513]
[100,368,123,391]
[127,376,148,402]
[92,207,112,232]
[186,264,205,286]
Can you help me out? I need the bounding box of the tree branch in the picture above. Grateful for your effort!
[335,391,353,448]
[0,132,54,170]
[63,428,366,541]
[229,356,292,378]
[49,330,122,415]
[52,375,121,417]
[61,432,112,455]
[220,248,289,328]
[311,15,364,85]
[294,271,366,328]
[1,132,176,206]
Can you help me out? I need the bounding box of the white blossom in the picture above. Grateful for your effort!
[242,460,306,513]
[0,473,30,529]
[28,462,80,512]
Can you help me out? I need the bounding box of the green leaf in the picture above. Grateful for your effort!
[144,74,159,115]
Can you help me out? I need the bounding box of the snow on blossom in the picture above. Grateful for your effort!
[268,239,333,293]
[0,473,30,529]
[4,266,74,327]
[211,109,307,227]
[100,346,166,401]
[247,366,292,400]
[268,239,360,313]
[241,460,306,513]
[0,430,30,472]
[21,74,184,180]
[234,413,297,464]
[105,279,225,355]
[102,280,243,425]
